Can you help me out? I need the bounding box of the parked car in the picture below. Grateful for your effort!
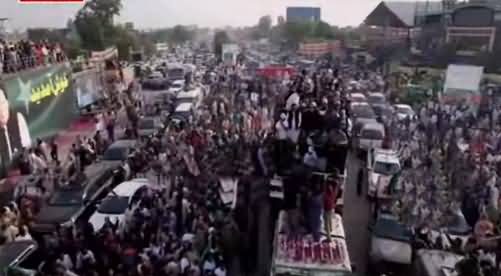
[393,104,415,121]
[372,104,394,123]
[367,92,387,107]
[142,71,169,90]
[168,80,185,94]
[350,102,376,120]
[31,169,117,234]
[89,178,151,231]
[86,139,136,179]
[137,116,164,137]
[102,139,136,162]
[170,102,195,125]
[349,92,367,103]
[356,121,385,151]
[365,148,401,199]
[368,211,413,275]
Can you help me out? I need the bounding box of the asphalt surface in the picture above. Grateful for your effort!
[343,151,372,275]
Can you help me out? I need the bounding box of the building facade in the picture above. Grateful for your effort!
[286,7,321,23]
[298,41,341,58]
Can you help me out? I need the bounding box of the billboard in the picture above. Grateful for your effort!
[442,64,483,107]
[286,7,321,22]
[73,68,103,108]
[1,63,77,151]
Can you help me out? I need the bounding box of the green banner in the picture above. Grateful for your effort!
[1,64,77,142]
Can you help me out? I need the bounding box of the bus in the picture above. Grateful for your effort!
[270,211,352,276]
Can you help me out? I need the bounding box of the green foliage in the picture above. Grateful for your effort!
[255,15,272,38]
[75,0,122,51]
[114,26,137,60]
[142,26,195,45]
[313,21,334,39]
[213,30,230,59]
[277,21,338,48]
[170,25,195,44]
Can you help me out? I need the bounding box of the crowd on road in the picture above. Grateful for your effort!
[6,41,501,276]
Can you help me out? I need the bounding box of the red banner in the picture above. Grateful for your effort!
[256,66,296,79]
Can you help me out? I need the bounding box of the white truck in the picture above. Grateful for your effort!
[365,148,401,200]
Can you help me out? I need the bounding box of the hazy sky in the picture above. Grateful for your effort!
[1,0,422,30]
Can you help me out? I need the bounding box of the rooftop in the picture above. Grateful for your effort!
[364,1,443,27]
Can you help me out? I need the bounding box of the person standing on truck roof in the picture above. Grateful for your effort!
[323,178,338,238]
[307,181,323,241]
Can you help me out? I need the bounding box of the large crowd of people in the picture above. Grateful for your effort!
[0,39,66,74]
[4,41,501,276]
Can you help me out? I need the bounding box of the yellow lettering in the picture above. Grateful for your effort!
[31,87,42,104]
[30,73,70,104]
[53,78,61,96]
[42,84,51,99]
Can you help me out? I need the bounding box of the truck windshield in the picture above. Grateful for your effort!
[373,161,400,175]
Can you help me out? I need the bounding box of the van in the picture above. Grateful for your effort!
[358,122,385,150]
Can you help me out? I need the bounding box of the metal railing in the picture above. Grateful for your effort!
[0,52,67,75]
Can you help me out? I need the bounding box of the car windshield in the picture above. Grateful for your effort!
[397,106,413,114]
[172,83,182,88]
[138,119,155,129]
[97,196,130,214]
[352,105,375,118]
[351,95,365,102]
[361,129,384,140]
[368,95,385,104]
[373,161,400,175]
[49,189,84,206]
[103,147,128,161]
[373,106,392,117]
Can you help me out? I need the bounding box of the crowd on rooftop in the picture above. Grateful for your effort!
[0,39,66,74]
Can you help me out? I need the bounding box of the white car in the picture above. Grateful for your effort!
[366,149,401,199]
[169,80,185,94]
[358,122,385,150]
[349,93,367,103]
[367,92,386,106]
[394,104,415,121]
[89,179,151,231]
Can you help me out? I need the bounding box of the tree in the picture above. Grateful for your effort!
[171,25,194,44]
[283,21,311,48]
[256,15,272,38]
[213,30,230,59]
[313,21,334,39]
[114,26,138,60]
[74,0,122,51]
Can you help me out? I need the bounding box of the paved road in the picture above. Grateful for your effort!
[343,151,372,275]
